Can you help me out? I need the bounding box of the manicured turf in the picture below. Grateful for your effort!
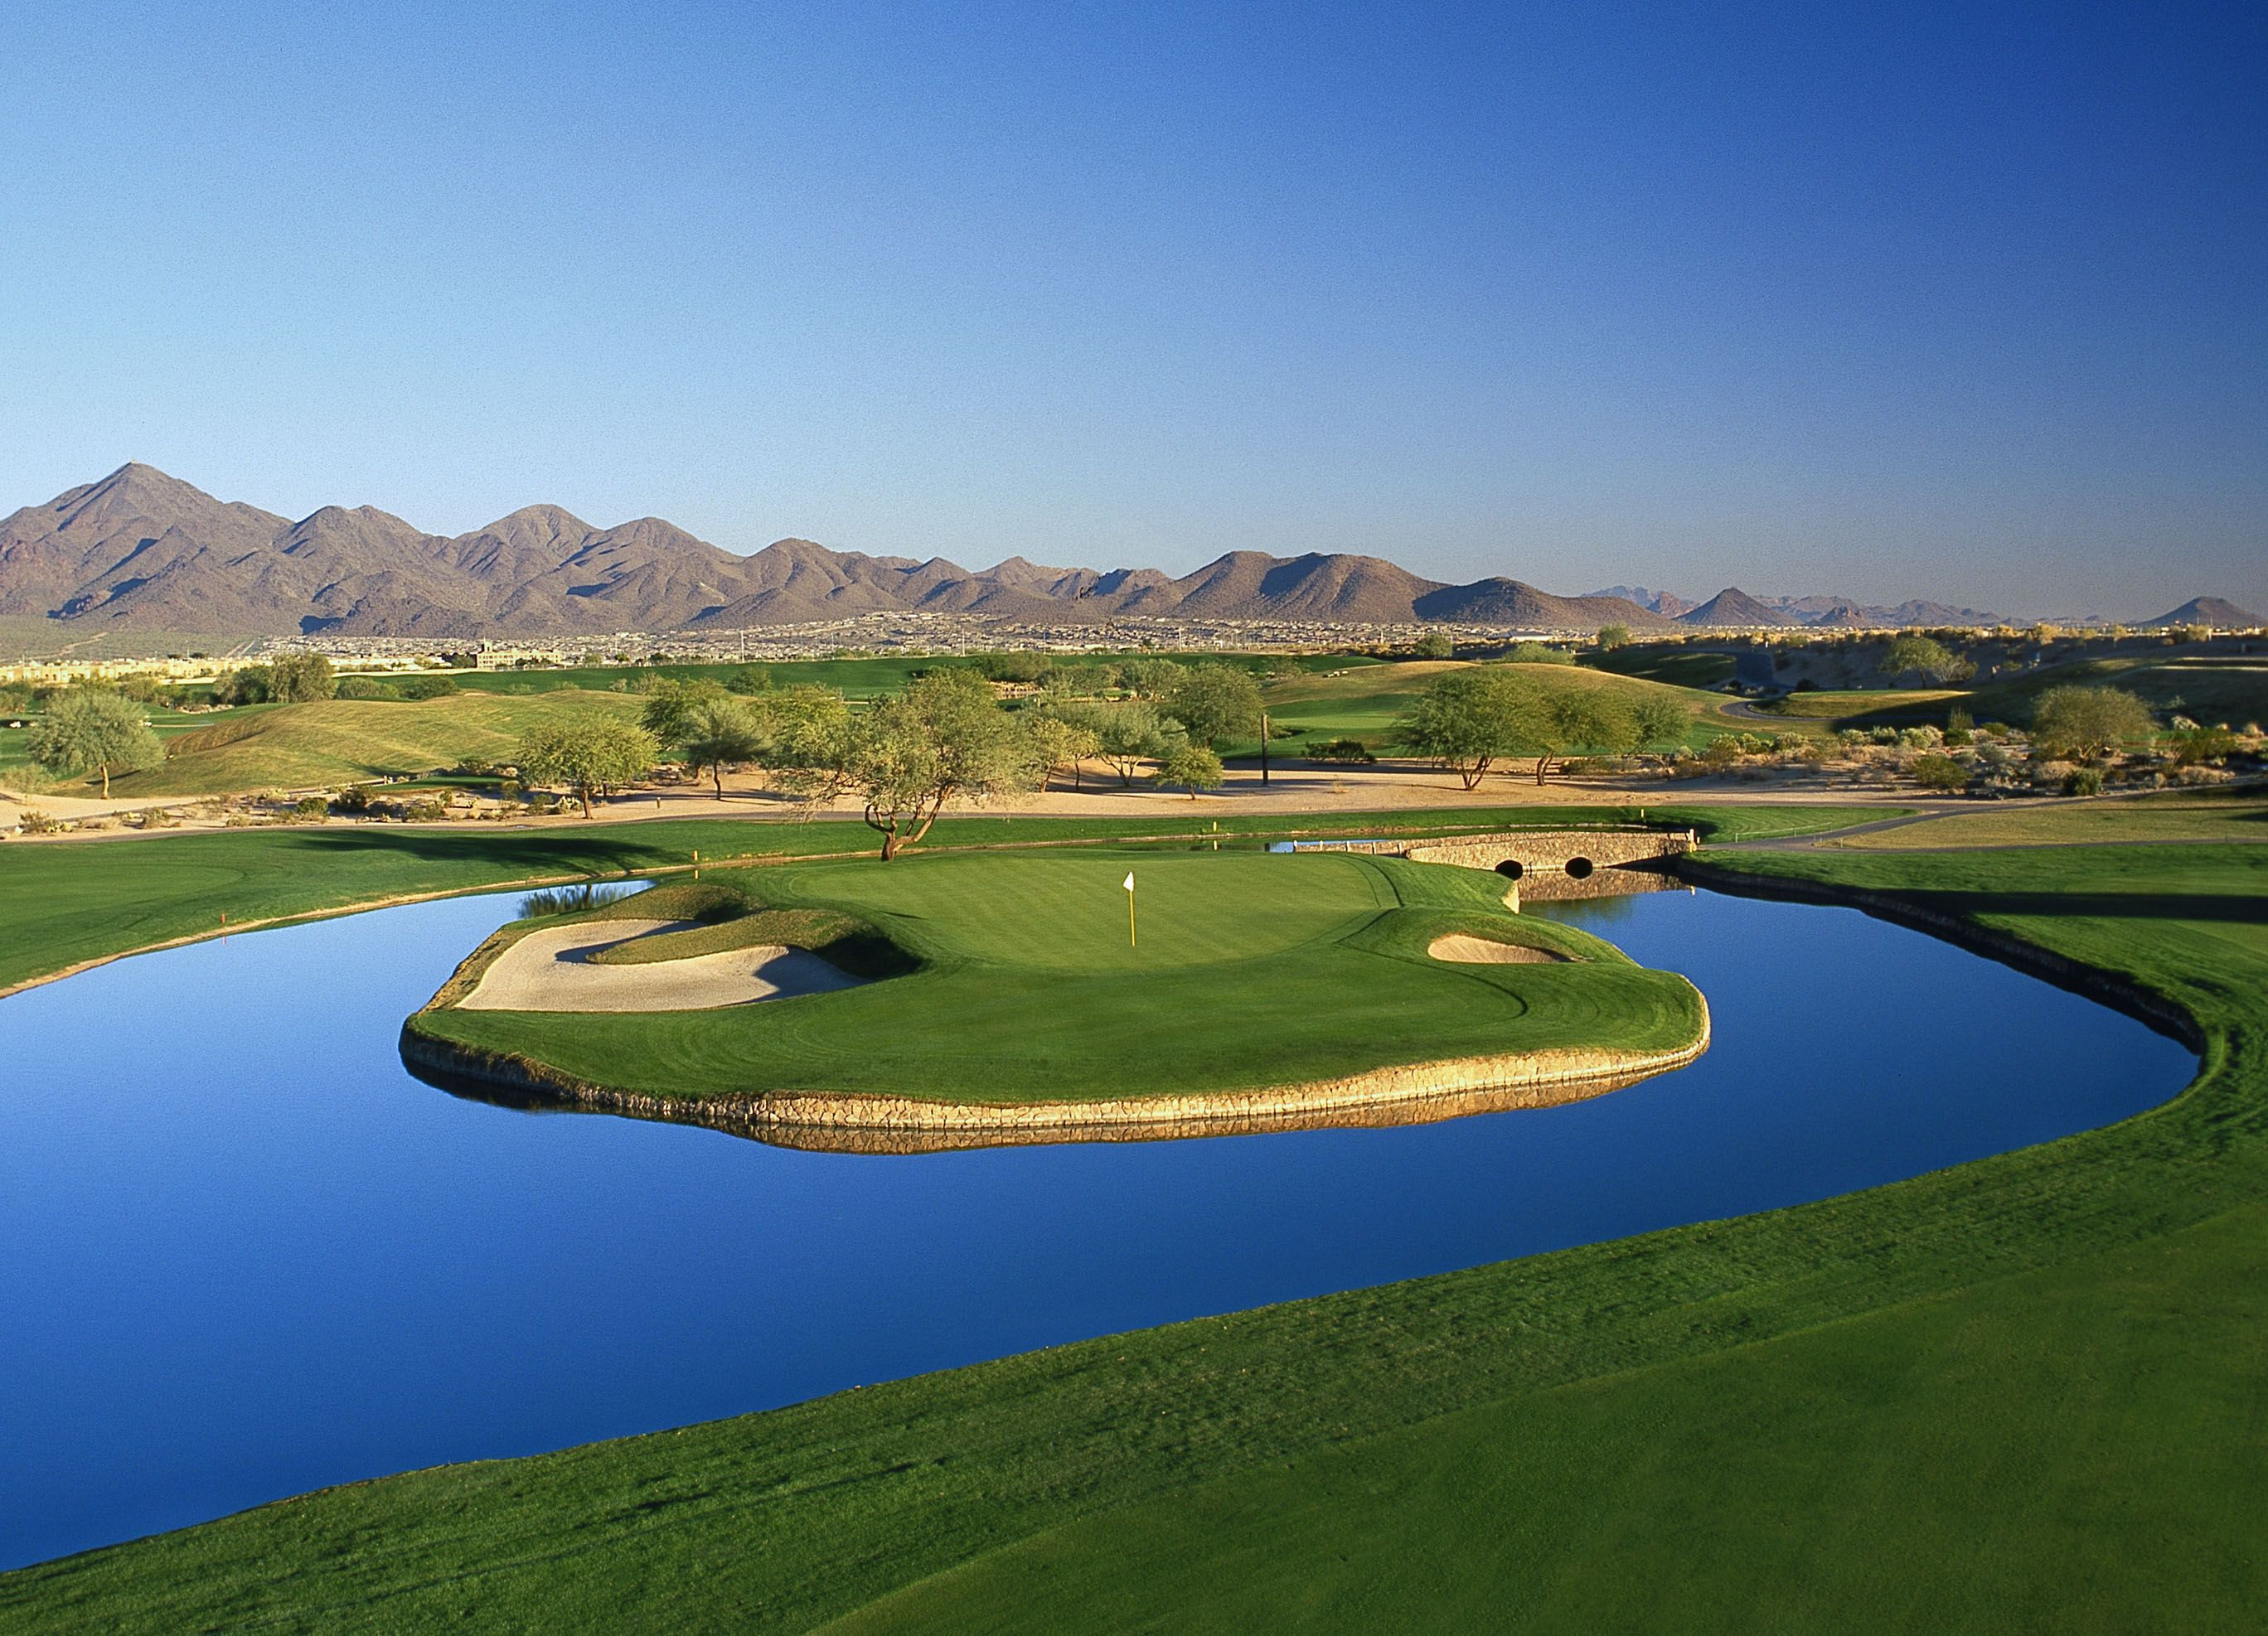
[441,651,1378,699]
[1248,660,1784,757]
[0,803,1879,996]
[1834,787,2268,849]
[5,825,2259,1630]
[414,849,1699,1102]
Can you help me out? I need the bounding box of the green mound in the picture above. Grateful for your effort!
[410,849,1700,1105]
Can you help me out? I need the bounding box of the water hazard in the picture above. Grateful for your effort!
[0,876,2193,1569]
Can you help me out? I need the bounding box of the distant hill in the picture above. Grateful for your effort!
[2147,597,2263,628]
[0,463,1719,637]
[1677,588,1802,628]
[1415,579,1672,630]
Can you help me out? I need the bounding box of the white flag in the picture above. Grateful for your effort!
[1122,871,1135,891]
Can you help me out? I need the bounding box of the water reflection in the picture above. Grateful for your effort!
[0,879,2196,1570]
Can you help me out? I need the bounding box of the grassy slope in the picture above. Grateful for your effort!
[448,651,1379,699]
[1758,653,2268,731]
[1253,661,1785,756]
[5,836,2262,1629]
[412,851,1696,1102]
[100,690,646,797]
[1835,787,2268,849]
[0,803,1876,995]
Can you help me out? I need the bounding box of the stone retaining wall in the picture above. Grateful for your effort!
[400,989,1710,1156]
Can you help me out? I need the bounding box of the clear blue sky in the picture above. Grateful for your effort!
[2,1,2261,617]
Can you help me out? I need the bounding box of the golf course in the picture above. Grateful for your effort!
[402,848,1708,1135]
[1,794,2261,1630]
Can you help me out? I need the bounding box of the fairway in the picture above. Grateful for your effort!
[412,849,1707,1104]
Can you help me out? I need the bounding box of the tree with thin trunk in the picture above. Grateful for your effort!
[1630,695,1689,764]
[515,716,658,817]
[638,679,730,754]
[754,685,856,808]
[28,687,163,796]
[850,670,1035,859]
[1165,662,1263,749]
[1514,684,1640,784]
[677,697,764,797]
[2032,685,2153,763]
[1395,669,1523,789]
[1023,714,1101,791]
[1080,700,1187,787]
[1155,743,1224,798]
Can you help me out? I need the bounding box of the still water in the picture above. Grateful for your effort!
[0,881,2192,1569]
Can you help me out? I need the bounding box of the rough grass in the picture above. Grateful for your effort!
[99,690,647,797]
[412,850,1698,1102]
[7,832,2262,1630]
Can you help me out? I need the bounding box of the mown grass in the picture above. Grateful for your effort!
[0,803,1878,996]
[1757,653,2268,732]
[447,650,1378,699]
[1249,660,1789,757]
[6,830,2262,1629]
[1834,787,2268,849]
[413,850,1697,1103]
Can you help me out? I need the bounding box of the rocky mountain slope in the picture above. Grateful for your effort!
[0,465,1671,637]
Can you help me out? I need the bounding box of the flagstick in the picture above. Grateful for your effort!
[1128,888,1136,948]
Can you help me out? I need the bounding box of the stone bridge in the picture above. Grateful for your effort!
[1292,826,1698,881]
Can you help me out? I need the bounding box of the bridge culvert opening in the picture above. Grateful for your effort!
[1564,857,1595,880]
[1495,860,1524,880]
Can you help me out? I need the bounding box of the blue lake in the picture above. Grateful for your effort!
[0,880,2193,1570]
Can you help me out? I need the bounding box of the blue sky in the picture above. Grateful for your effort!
[2,1,2261,616]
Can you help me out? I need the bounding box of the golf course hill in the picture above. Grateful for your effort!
[401,849,1710,1150]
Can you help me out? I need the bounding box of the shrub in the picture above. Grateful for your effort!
[1307,738,1377,763]
[395,674,458,700]
[16,808,60,835]
[291,795,330,821]
[2173,726,2238,766]
[335,677,386,699]
[2066,765,2106,796]
[1911,753,1967,792]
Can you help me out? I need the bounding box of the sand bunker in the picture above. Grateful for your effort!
[1427,934,1573,965]
[462,919,865,1012]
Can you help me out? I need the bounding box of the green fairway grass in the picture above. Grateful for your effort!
[6,828,2261,1629]
[413,849,1700,1102]
[1755,653,2268,732]
[447,650,1380,699]
[0,803,1882,997]
[1247,659,1791,757]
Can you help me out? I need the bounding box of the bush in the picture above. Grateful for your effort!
[1307,738,1377,763]
[2066,765,2106,796]
[335,677,386,699]
[291,795,330,820]
[1911,753,1967,793]
[395,675,458,700]
[16,808,60,835]
[1504,641,1575,666]
[2173,726,2238,766]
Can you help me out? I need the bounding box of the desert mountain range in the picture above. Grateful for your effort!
[0,465,2249,639]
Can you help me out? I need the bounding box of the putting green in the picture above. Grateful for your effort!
[410,849,1705,1106]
